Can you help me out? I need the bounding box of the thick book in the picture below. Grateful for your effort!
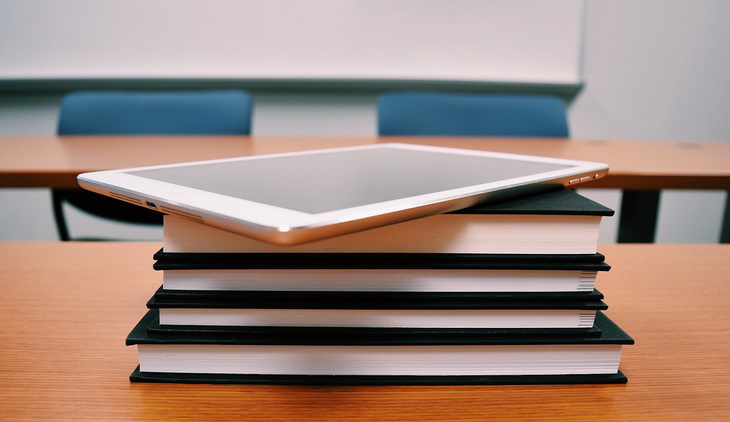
[153,252,610,293]
[147,288,607,329]
[126,311,633,384]
[161,188,614,255]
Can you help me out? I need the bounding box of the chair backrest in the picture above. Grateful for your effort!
[53,89,253,240]
[58,90,252,135]
[377,92,569,137]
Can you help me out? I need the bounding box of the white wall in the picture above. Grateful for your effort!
[1,0,729,242]
[572,0,730,243]
[0,0,584,84]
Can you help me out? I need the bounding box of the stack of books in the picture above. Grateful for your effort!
[126,188,633,385]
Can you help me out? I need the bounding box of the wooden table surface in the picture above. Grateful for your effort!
[1,242,728,421]
[2,135,730,189]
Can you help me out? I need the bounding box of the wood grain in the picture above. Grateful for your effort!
[2,136,730,189]
[1,242,729,421]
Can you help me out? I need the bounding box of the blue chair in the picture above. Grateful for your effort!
[53,90,253,241]
[377,92,569,137]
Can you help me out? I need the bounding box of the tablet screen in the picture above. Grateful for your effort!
[79,143,607,244]
[128,147,571,214]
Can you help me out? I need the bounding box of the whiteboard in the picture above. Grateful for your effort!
[0,0,585,84]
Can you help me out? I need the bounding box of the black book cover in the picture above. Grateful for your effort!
[153,251,611,270]
[130,365,628,385]
[143,307,603,339]
[449,187,614,216]
[127,310,633,346]
[147,286,608,310]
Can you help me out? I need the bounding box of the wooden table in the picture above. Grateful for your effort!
[2,136,730,241]
[1,242,728,421]
[2,136,729,189]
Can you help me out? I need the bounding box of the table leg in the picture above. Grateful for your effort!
[617,190,661,243]
[721,191,730,243]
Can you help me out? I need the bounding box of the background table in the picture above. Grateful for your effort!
[1,242,728,421]
[2,136,729,189]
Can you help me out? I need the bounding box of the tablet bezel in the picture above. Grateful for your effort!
[77,143,608,245]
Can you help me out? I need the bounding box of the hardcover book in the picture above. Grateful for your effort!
[147,287,607,329]
[143,308,604,339]
[126,311,633,384]
[161,188,614,255]
[154,252,610,293]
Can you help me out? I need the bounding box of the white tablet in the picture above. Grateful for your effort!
[77,143,608,245]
